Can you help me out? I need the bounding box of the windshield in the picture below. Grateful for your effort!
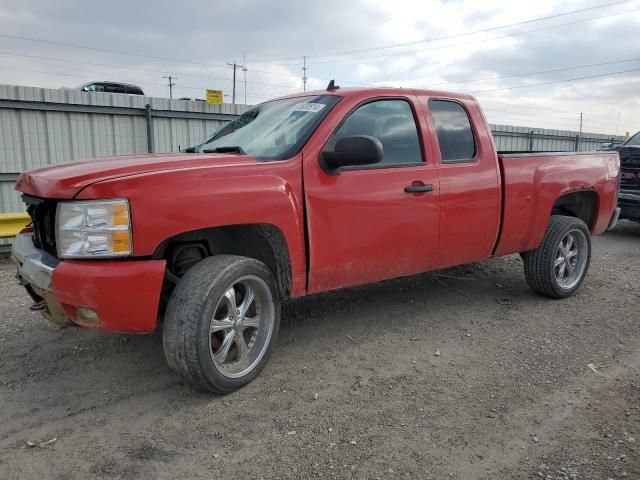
[196,95,341,160]
[624,132,640,147]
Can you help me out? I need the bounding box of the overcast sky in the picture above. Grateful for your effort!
[0,0,638,135]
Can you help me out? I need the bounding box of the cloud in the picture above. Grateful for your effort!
[0,0,638,134]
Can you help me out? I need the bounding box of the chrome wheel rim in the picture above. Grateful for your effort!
[208,275,274,379]
[554,229,588,290]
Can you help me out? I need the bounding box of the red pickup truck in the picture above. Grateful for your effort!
[11,86,620,393]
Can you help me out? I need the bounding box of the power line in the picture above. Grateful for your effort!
[483,108,619,129]
[470,66,640,93]
[481,100,632,129]
[416,57,640,88]
[1,63,632,133]
[6,46,639,98]
[0,47,370,90]
[478,99,620,121]
[0,51,300,89]
[484,108,620,131]
[484,107,590,122]
[485,106,633,132]
[0,65,294,98]
[0,33,232,71]
[2,51,639,122]
[2,1,638,94]
[249,0,635,63]
[0,43,373,88]
[304,7,640,65]
[4,57,639,113]
[0,32,309,81]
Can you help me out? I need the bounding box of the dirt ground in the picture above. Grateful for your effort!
[0,222,639,480]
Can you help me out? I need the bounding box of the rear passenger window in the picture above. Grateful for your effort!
[104,84,125,94]
[429,100,476,163]
[126,86,144,95]
[332,99,423,167]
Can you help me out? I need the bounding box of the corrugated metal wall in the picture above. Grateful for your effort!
[490,124,624,152]
[0,84,249,221]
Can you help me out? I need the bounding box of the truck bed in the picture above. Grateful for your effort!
[494,150,620,257]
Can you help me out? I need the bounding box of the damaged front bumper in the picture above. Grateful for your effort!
[11,233,166,333]
[11,232,70,326]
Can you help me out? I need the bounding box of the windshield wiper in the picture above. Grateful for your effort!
[202,146,246,155]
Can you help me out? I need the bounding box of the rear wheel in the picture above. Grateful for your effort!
[163,255,280,393]
[522,215,591,299]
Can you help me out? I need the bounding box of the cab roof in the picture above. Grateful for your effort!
[273,86,476,102]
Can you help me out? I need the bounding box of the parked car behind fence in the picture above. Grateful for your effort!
[75,82,144,95]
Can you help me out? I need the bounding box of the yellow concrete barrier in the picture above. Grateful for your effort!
[0,213,30,239]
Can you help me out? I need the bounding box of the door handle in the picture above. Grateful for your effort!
[404,183,434,194]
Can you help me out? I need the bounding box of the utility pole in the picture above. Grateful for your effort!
[242,66,248,105]
[576,112,583,152]
[227,62,245,104]
[579,112,583,135]
[162,75,177,99]
[242,52,247,105]
[302,56,307,92]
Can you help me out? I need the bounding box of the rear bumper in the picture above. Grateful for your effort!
[11,233,166,333]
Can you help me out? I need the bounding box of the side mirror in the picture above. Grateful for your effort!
[321,135,383,172]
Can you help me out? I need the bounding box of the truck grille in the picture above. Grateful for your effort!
[620,166,640,191]
[22,195,58,256]
[618,147,640,191]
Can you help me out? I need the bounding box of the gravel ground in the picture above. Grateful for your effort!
[0,222,639,479]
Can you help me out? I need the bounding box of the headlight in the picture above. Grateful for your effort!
[56,199,132,258]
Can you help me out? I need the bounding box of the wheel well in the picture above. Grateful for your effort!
[551,191,598,229]
[153,224,292,309]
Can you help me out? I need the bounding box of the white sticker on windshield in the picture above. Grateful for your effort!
[290,103,326,113]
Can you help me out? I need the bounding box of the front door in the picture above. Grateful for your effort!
[303,96,441,293]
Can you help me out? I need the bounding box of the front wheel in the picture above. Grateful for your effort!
[522,215,591,299]
[163,255,280,393]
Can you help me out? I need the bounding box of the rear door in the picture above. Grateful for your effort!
[418,96,502,269]
[302,93,441,293]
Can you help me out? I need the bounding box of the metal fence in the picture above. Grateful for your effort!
[490,124,624,152]
[0,83,627,224]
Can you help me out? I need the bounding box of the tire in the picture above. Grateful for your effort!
[522,215,591,299]
[163,255,280,393]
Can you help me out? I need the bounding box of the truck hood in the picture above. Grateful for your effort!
[15,153,257,199]
[616,146,640,167]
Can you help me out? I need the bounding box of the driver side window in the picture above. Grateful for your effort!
[332,99,423,167]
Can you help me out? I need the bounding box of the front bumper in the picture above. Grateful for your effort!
[11,232,59,290]
[607,207,621,231]
[618,190,640,222]
[11,233,166,333]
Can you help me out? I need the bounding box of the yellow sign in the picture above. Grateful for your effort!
[206,89,223,105]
